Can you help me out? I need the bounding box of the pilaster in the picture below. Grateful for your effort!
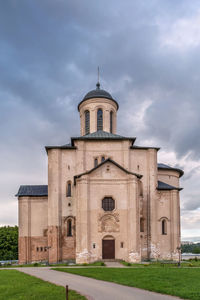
[48,149,62,263]
[76,176,90,263]
[127,176,140,262]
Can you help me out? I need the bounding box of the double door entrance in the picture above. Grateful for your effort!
[102,239,115,259]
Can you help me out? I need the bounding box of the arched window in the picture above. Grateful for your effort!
[85,110,90,135]
[162,219,167,235]
[97,109,103,131]
[67,219,72,236]
[140,218,144,232]
[101,156,105,163]
[110,111,113,133]
[94,158,98,167]
[102,197,115,211]
[66,182,72,197]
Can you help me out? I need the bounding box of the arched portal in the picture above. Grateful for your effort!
[102,235,115,259]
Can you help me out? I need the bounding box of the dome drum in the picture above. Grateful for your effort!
[79,83,118,136]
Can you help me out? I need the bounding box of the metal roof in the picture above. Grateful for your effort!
[71,130,136,145]
[131,145,160,151]
[45,131,136,152]
[157,181,182,191]
[45,143,76,152]
[16,185,48,197]
[78,83,119,111]
[158,163,184,177]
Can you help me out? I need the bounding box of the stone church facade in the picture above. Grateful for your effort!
[16,82,183,264]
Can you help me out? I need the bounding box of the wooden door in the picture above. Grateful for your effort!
[102,240,115,259]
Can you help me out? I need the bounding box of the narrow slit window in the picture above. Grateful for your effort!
[85,110,90,135]
[67,182,72,197]
[97,109,103,131]
[162,219,167,235]
[67,219,72,236]
[140,218,144,232]
[94,158,98,167]
[110,111,113,133]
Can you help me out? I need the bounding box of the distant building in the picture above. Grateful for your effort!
[16,82,184,264]
[181,241,194,245]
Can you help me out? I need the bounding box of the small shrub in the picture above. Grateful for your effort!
[33,263,39,267]
[189,263,194,267]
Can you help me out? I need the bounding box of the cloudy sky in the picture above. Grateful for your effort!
[1,0,200,239]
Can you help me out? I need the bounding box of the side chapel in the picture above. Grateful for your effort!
[16,81,183,264]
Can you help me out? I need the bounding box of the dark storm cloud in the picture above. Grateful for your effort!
[1,0,200,230]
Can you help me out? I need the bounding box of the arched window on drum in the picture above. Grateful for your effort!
[85,110,90,135]
[97,109,103,131]
[110,111,113,133]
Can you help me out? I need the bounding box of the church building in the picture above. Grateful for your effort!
[16,82,183,264]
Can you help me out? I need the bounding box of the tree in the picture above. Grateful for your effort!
[181,243,200,254]
[0,226,18,260]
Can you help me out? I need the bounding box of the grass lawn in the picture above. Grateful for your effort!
[121,260,200,268]
[0,261,105,268]
[53,267,200,300]
[0,270,86,300]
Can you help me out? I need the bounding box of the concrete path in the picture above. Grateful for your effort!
[17,267,181,300]
[104,261,126,268]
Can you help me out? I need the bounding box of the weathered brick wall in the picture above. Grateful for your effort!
[62,237,75,260]
[19,236,48,264]
[31,236,48,262]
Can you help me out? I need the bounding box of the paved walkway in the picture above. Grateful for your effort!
[17,267,181,300]
[104,261,127,268]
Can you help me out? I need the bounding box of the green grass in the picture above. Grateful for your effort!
[120,259,200,268]
[0,270,86,300]
[53,267,200,300]
[0,261,105,268]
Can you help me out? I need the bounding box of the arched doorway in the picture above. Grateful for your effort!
[102,236,115,259]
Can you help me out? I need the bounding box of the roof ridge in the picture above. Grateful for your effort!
[83,130,126,137]
[74,158,142,185]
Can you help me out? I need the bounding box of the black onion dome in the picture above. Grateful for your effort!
[78,82,119,111]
